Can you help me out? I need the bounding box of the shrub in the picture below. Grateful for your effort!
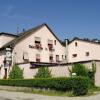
[69,63,88,77]
[72,77,89,95]
[88,61,96,86]
[9,64,23,79]
[35,67,52,78]
[0,77,89,95]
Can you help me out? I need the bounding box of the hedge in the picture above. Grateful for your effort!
[0,77,89,95]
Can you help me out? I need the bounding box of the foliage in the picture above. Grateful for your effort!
[88,61,96,86]
[72,77,89,95]
[0,77,89,95]
[69,63,88,77]
[9,64,23,79]
[35,67,52,78]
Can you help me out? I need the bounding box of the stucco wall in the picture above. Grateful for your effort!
[18,64,71,79]
[68,40,100,62]
[0,35,15,48]
[18,61,100,86]
[12,26,66,64]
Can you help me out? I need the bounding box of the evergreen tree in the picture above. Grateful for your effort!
[35,67,52,78]
[9,65,23,79]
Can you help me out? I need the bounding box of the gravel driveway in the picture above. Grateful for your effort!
[0,90,100,100]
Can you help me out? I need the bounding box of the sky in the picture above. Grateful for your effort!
[0,0,100,40]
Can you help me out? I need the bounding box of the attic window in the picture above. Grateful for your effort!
[54,40,56,45]
[75,42,78,47]
[86,52,89,56]
[72,54,77,57]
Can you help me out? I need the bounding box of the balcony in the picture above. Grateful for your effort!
[48,44,55,51]
[35,43,43,50]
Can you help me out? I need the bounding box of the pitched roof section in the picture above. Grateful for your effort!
[2,23,64,48]
[68,37,100,45]
[0,32,18,37]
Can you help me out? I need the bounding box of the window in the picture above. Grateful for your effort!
[62,55,63,59]
[48,40,53,51]
[56,55,59,62]
[49,54,53,62]
[54,40,56,45]
[72,54,77,57]
[23,52,29,60]
[86,52,89,56]
[75,42,77,47]
[36,54,40,62]
[65,55,66,59]
[35,37,41,49]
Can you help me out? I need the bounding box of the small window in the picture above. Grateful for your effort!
[54,40,56,45]
[56,55,59,62]
[75,42,77,47]
[23,52,29,60]
[36,54,40,62]
[86,52,89,56]
[49,54,53,62]
[65,55,66,59]
[72,54,77,57]
[62,55,63,59]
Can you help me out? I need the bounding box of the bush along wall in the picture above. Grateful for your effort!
[0,77,89,96]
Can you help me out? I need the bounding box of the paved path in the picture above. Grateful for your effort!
[0,90,100,100]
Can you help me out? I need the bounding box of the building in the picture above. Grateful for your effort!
[68,38,100,62]
[0,23,100,86]
[0,23,67,79]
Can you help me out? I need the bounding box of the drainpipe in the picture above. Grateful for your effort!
[65,39,68,63]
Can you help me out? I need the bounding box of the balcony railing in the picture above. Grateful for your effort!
[48,44,55,51]
[35,44,43,50]
[29,44,43,50]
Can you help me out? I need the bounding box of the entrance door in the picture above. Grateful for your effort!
[4,68,7,79]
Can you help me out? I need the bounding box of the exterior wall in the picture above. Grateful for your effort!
[68,40,100,62]
[12,26,66,64]
[0,35,16,79]
[18,64,71,78]
[95,61,100,86]
[0,35,15,48]
[18,61,100,86]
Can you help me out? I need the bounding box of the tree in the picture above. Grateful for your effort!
[9,64,23,79]
[68,63,88,77]
[35,67,52,78]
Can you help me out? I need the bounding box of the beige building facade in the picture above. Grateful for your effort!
[0,23,100,86]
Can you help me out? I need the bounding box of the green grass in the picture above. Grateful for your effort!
[32,89,74,97]
[88,86,100,96]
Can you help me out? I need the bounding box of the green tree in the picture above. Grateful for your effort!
[69,63,88,77]
[9,65,23,79]
[35,67,52,78]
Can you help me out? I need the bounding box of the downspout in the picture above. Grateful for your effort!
[65,39,68,63]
